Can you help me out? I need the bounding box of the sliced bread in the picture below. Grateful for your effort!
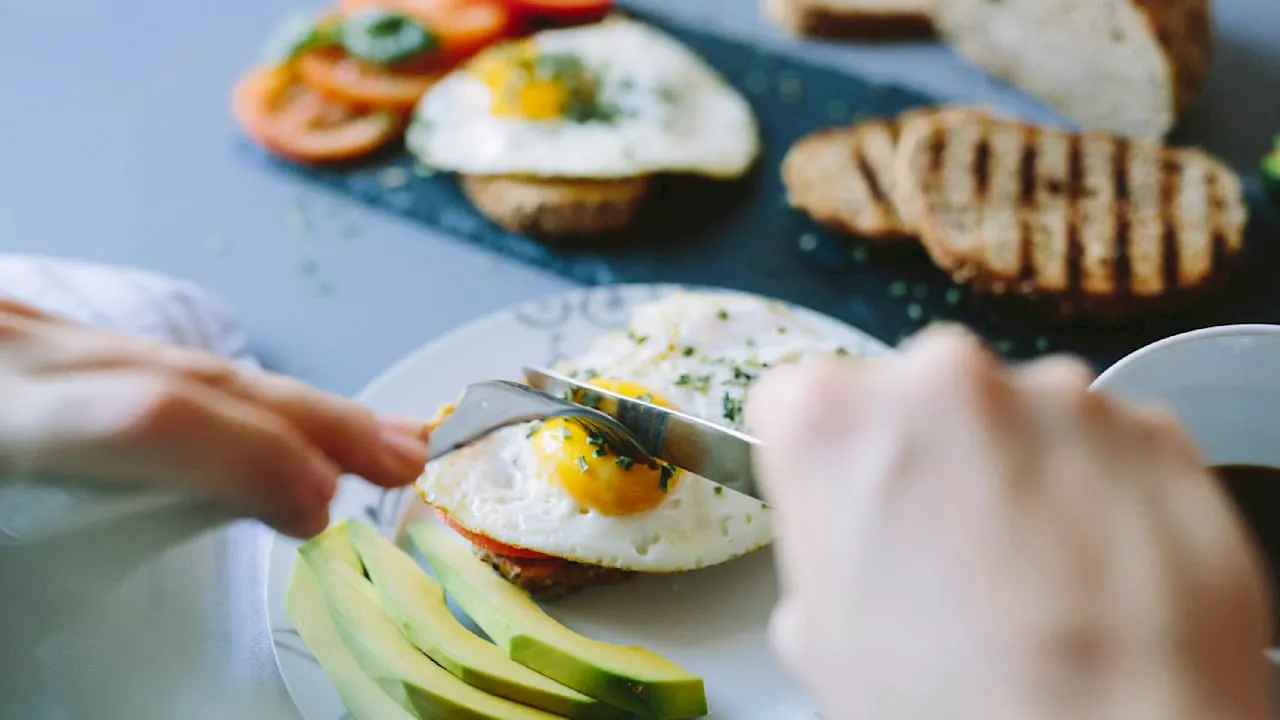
[763,0,935,40]
[934,0,1214,140]
[782,106,987,241]
[460,175,651,239]
[893,113,1247,315]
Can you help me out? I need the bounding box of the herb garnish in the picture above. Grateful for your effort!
[657,463,676,492]
[682,346,696,357]
[577,456,589,473]
[722,393,744,425]
[526,421,543,438]
[716,308,729,320]
[628,331,649,345]
[713,486,724,496]
[835,347,850,356]
[592,446,608,458]
[616,456,635,471]
[675,373,712,393]
[562,425,573,439]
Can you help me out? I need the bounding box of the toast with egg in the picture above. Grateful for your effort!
[892,112,1248,316]
[407,18,760,240]
[762,0,935,40]
[782,106,987,241]
[417,291,857,597]
[934,0,1213,139]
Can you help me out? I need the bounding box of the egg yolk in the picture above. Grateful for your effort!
[531,378,681,516]
[470,42,596,121]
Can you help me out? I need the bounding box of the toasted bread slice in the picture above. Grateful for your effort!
[475,548,635,599]
[894,113,1248,315]
[461,175,651,239]
[782,106,988,242]
[763,0,935,40]
[935,0,1212,139]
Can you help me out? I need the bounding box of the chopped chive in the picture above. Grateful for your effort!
[577,456,589,473]
[722,393,744,425]
[682,346,696,357]
[628,331,648,344]
[562,425,573,439]
[713,486,724,496]
[835,346,849,356]
[592,446,608,458]
[525,421,543,438]
[658,463,675,492]
[777,326,788,334]
[583,368,599,379]
[586,432,604,446]
[716,308,729,320]
[616,456,635,471]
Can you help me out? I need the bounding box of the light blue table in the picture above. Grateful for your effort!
[2,1,1278,718]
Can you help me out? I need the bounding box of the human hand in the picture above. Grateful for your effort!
[0,299,428,538]
[747,324,1271,720]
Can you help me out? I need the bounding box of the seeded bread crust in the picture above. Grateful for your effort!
[762,0,935,40]
[893,112,1248,317]
[461,175,651,239]
[476,548,637,599]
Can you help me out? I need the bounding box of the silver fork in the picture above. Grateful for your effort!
[427,380,658,466]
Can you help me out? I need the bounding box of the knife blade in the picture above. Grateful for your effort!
[523,366,765,501]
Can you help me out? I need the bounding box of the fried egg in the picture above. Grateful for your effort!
[418,291,860,573]
[405,18,760,179]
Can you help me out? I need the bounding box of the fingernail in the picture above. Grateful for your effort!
[379,420,430,476]
[379,415,431,442]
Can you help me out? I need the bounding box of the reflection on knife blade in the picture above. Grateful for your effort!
[523,366,765,502]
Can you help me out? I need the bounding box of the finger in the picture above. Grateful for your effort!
[8,370,341,538]
[0,298,55,321]
[767,597,808,680]
[26,334,430,488]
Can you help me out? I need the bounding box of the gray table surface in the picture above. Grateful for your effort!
[2,1,1278,718]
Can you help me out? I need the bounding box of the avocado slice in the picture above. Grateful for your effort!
[409,523,708,720]
[345,522,625,720]
[285,560,417,720]
[300,534,566,720]
[1264,135,1280,198]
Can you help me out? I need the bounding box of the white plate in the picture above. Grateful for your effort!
[267,283,893,720]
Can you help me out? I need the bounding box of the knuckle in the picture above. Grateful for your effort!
[118,375,202,440]
[162,349,238,389]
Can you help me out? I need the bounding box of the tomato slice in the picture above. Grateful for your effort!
[435,508,556,560]
[503,0,612,23]
[298,49,445,110]
[340,0,515,61]
[231,65,404,163]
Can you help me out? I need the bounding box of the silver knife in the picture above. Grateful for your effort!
[523,366,765,501]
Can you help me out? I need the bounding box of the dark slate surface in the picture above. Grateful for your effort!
[242,8,1280,370]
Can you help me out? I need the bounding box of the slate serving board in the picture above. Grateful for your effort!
[242,7,1280,370]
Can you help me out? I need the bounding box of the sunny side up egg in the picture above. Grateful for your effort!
[404,17,760,179]
[417,291,859,573]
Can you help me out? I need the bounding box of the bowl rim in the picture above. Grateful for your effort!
[1092,324,1280,391]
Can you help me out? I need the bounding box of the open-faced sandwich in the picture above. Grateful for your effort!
[417,290,859,597]
[405,17,762,238]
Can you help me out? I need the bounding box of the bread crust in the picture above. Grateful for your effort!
[762,0,935,40]
[783,106,989,242]
[1130,0,1215,118]
[894,112,1247,317]
[461,175,651,239]
[475,548,637,599]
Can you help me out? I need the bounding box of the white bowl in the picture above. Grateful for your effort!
[1091,324,1280,468]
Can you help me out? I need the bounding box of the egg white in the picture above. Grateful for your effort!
[418,291,859,573]
[405,18,760,179]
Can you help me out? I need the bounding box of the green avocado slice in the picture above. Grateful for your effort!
[345,521,626,720]
[300,531,567,720]
[1263,136,1280,198]
[285,560,417,720]
[409,522,709,720]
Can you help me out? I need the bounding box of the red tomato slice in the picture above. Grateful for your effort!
[435,508,556,560]
[340,0,515,61]
[298,49,446,110]
[503,0,612,23]
[231,65,404,163]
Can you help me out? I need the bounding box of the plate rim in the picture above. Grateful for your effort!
[265,282,894,718]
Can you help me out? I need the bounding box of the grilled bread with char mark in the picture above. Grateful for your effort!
[893,113,1248,316]
[782,106,988,242]
[763,0,935,40]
